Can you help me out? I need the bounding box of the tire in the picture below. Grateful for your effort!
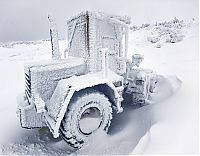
[59,89,113,148]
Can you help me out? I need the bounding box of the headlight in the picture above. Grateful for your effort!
[113,81,123,87]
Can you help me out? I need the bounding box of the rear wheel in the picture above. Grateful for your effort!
[59,90,113,148]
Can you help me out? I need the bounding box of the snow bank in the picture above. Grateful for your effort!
[148,75,182,104]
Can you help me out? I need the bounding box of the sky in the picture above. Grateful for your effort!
[0,0,198,42]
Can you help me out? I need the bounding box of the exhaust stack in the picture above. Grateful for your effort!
[48,13,61,60]
[101,48,109,78]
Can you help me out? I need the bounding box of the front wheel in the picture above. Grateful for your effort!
[59,90,113,148]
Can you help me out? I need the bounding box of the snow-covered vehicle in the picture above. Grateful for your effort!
[18,11,157,148]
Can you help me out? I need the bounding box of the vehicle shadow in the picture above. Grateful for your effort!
[108,91,156,154]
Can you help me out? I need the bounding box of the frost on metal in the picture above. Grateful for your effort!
[17,95,46,128]
[17,11,181,149]
[67,11,129,74]
[48,13,61,60]
[22,57,86,128]
[126,68,157,104]
[45,69,123,138]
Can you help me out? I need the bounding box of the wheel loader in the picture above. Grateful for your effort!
[18,11,157,148]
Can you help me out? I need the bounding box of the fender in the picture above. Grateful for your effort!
[44,70,124,138]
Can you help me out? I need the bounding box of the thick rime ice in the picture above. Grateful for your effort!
[48,13,61,60]
[19,11,182,138]
[20,11,130,133]
[125,67,158,104]
[46,69,124,138]
[22,57,86,128]
[17,94,46,128]
[67,11,129,73]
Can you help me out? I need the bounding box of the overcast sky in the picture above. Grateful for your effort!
[0,0,198,42]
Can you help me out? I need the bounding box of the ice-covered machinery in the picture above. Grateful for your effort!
[18,11,156,148]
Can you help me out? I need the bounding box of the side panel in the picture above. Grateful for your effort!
[20,58,86,129]
[68,14,88,58]
[18,94,46,128]
[20,105,46,128]
[29,60,86,111]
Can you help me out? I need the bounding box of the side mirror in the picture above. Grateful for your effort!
[132,54,144,67]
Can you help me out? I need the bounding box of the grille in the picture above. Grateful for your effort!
[25,71,31,103]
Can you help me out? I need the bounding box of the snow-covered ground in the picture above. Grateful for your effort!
[129,21,199,154]
[0,20,198,155]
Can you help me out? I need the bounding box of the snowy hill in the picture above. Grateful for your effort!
[129,18,197,48]
[0,20,198,155]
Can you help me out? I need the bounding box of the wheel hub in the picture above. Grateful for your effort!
[79,107,102,135]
